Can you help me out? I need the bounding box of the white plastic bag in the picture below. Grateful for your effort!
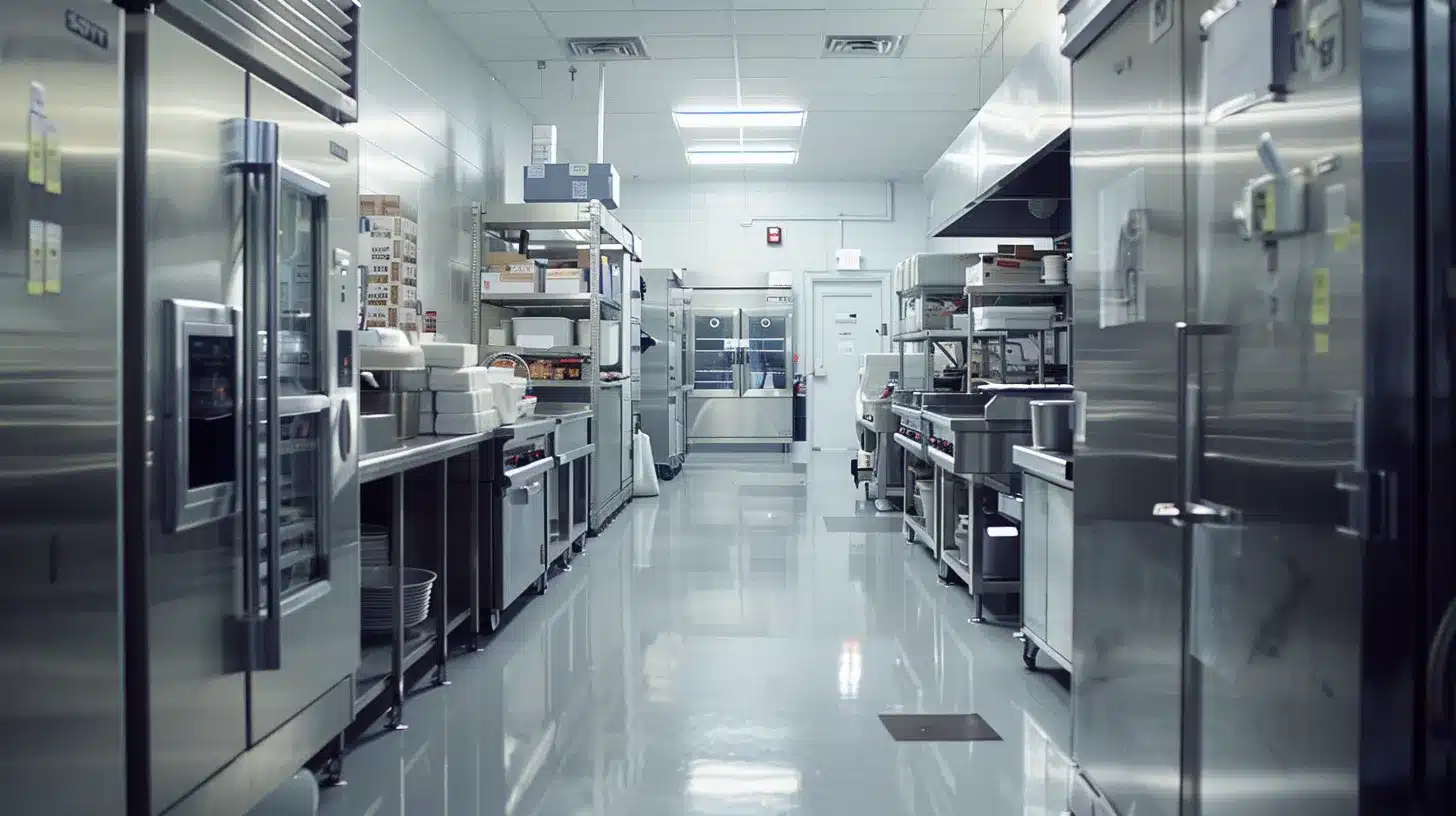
[633,430,660,497]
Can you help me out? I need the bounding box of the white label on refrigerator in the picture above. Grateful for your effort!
[571,180,589,200]
[568,162,590,176]
[27,220,44,295]
[526,164,546,179]
[44,222,61,293]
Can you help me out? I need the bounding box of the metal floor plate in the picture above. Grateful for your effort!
[823,515,905,533]
[878,713,1003,742]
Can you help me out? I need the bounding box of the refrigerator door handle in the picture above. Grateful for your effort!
[226,117,284,671]
[1152,321,1234,526]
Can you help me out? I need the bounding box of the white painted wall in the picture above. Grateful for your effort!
[355,0,533,342]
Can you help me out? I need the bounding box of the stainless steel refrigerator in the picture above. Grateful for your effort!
[687,290,794,445]
[640,268,688,475]
[0,1,361,813]
[1065,0,1453,813]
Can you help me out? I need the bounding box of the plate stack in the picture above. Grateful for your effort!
[360,566,436,633]
[361,524,390,567]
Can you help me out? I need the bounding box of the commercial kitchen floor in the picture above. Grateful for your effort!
[318,451,1073,816]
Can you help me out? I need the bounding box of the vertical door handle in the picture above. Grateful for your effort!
[1427,596,1456,736]
[1150,321,1233,526]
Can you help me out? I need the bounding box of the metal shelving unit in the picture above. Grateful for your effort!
[892,284,969,394]
[472,201,644,534]
[963,283,1073,385]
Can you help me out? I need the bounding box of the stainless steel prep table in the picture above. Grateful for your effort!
[1013,445,1073,673]
[355,429,509,732]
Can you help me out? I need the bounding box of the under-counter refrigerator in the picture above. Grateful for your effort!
[0,1,361,813]
[687,290,793,445]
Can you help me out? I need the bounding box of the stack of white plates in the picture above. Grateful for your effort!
[361,524,389,567]
[360,567,435,633]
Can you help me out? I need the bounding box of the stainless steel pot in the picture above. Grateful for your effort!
[360,370,424,441]
[1030,400,1075,452]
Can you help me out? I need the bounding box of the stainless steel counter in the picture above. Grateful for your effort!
[1012,445,1073,489]
[359,430,509,483]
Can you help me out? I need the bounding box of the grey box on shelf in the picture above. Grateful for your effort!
[523,163,621,209]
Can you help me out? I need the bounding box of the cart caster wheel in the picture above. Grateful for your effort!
[657,464,674,481]
[936,559,951,583]
[1022,641,1040,671]
[319,756,346,788]
[562,547,575,567]
[485,610,502,634]
[534,574,548,595]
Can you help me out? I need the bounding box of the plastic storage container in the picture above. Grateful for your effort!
[511,317,574,348]
[577,319,621,365]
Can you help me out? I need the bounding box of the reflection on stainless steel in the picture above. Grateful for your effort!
[687,290,794,445]
[318,454,1077,816]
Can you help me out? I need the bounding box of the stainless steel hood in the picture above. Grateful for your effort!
[924,1,1070,239]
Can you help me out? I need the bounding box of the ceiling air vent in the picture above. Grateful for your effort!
[564,37,650,60]
[823,35,905,57]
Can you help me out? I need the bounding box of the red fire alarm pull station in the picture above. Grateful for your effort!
[766,226,783,245]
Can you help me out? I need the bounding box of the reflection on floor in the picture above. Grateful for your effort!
[318,452,1073,816]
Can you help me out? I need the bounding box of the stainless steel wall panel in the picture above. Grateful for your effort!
[142,19,251,812]
[1068,0,1189,813]
[0,1,125,811]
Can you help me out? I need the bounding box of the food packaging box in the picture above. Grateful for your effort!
[972,305,1056,332]
[428,366,489,392]
[487,251,530,266]
[433,389,493,414]
[543,267,589,294]
[365,259,418,286]
[359,194,406,217]
[967,255,1045,287]
[481,265,536,294]
[360,233,417,263]
[419,341,478,369]
[434,409,501,436]
[363,305,418,330]
[523,162,621,209]
[361,215,418,240]
[366,281,417,308]
[903,253,978,289]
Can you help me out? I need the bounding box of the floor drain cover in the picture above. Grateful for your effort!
[823,515,904,533]
[878,714,1002,742]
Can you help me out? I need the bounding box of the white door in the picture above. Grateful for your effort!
[810,282,884,451]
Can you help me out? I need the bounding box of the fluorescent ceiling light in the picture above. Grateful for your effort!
[686,149,797,166]
[673,110,806,129]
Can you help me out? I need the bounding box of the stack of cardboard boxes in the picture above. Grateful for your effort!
[359,195,419,331]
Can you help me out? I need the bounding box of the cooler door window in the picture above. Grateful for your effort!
[277,181,323,396]
[259,410,326,602]
[745,312,788,391]
[694,313,736,391]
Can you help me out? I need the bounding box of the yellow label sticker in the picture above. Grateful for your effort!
[44,121,61,195]
[27,220,45,296]
[1260,190,1276,235]
[1332,227,1350,253]
[1349,220,1363,243]
[1314,331,1330,355]
[27,113,45,186]
[44,223,62,294]
[1311,267,1332,326]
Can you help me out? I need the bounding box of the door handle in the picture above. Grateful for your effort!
[1427,596,1456,737]
[226,118,283,671]
[1151,321,1233,527]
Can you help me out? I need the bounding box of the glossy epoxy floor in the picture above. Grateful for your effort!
[319,452,1073,816]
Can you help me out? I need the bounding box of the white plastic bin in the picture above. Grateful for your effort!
[511,317,574,348]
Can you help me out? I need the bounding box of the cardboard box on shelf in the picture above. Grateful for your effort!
[543,267,588,294]
[481,264,536,294]
[360,215,418,240]
[366,281,418,308]
[360,234,417,263]
[364,304,418,330]
[966,254,1045,287]
[365,260,418,286]
[487,251,530,266]
[359,194,403,216]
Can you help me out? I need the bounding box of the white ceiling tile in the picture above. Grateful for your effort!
[530,0,632,8]
[425,0,535,11]
[915,8,998,35]
[631,0,734,8]
[814,0,923,7]
[728,0,827,9]
[643,35,736,59]
[822,9,922,33]
[890,57,977,80]
[900,34,984,58]
[447,11,550,37]
[732,10,827,35]
[732,34,823,59]
[464,35,562,62]
[541,10,732,38]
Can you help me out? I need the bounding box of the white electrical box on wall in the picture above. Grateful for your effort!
[835,248,863,270]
